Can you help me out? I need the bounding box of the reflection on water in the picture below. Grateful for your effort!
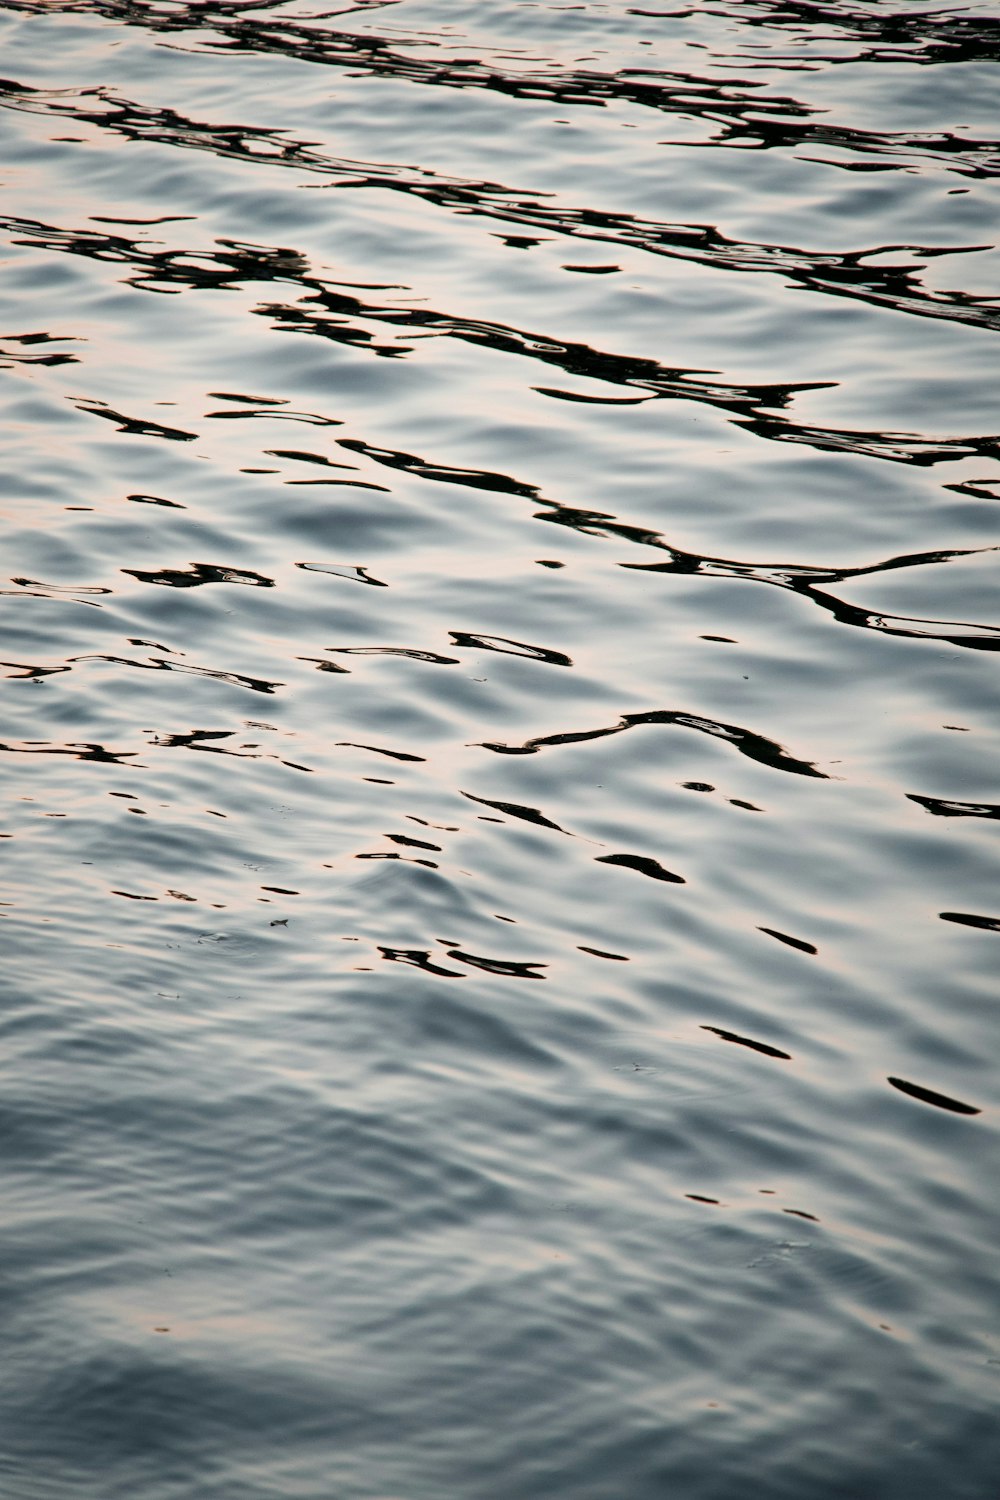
[1,0,998,1496]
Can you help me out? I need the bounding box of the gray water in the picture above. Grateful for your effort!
[1,2,998,1496]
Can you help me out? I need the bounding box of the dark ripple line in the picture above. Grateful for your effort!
[0,739,138,763]
[907,794,1000,822]
[148,728,313,772]
[31,1,1000,177]
[323,646,460,664]
[1,589,103,610]
[289,458,996,664]
[123,563,274,588]
[268,428,1000,653]
[595,852,686,884]
[448,632,572,667]
[461,792,569,833]
[377,947,465,978]
[444,949,547,980]
[707,0,1000,69]
[1,659,73,677]
[1,80,996,335]
[15,203,983,469]
[1,331,79,367]
[357,851,438,869]
[758,926,817,955]
[623,544,1000,653]
[314,315,993,464]
[939,911,1000,933]
[72,398,198,442]
[477,709,829,779]
[336,742,426,762]
[6,233,995,648]
[12,577,110,595]
[702,1025,792,1060]
[69,653,282,694]
[887,1076,982,1115]
[288,311,990,469]
[296,563,388,586]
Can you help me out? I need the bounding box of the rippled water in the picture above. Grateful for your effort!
[2,1,999,1495]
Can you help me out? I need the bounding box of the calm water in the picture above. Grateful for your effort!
[1,1,998,1495]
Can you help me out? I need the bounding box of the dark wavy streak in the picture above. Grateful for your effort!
[296,564,388,586]
[322,646,461,664]
[154,729,253,753]
[447,632,572,666]
[9,203,981,470]
[1,660,72,678]
[906,795,1000,822]
[709,0,1000,68]
[386,834,440,852]
[1,333,79,367]
[276,300,993,468]
[309,431,1000,656]
[336,743,425,762]
[69,654,282,694]
[123,564,274,588]
[939,911,1000,933]
[377,947,466,979]
[477,709,829,780]
[625,544,1000,654]
[82,247,1000,647]
[300,657,351,674]
[0,242,992,647]
[702,1025,792,1060]
[334,437,541,494]
[73,399,198,441]
[26,0,1000,177]
[666,126,998,179]
[282,407,1000,652]
[0,739,138,763]
[728,417,995,467]
[595,853,686,884]
[0,205,310,295]
[1,82,996,335]
[796,595,1000,653]
[887,1076,982,1115]
[443,950,547,980]
[1,589,104,609]
[461,792,569,833]
[147,729,313,772]
[758,927,817,955]
[11,578,110,595]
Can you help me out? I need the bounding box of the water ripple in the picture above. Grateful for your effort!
[2,2,997,1496]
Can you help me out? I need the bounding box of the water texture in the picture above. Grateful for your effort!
[1,1,998,1496]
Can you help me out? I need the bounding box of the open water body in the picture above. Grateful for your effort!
[1,1,999,1495]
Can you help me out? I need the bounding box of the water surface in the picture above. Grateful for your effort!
[1,2,998,1496]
